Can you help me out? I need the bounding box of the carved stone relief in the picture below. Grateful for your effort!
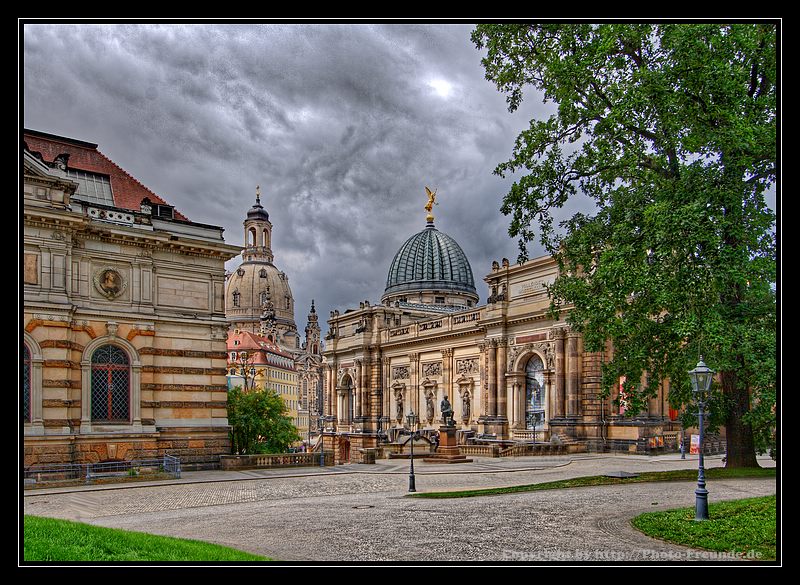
[392,365,410,380]
[507,341,555,371]
[93,267,127,300]
[422,362,441,377]
[455,358,478,375]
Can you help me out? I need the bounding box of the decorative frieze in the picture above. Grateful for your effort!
[422,362,442,377]
[392,365,410,380]
[455,358,479,376]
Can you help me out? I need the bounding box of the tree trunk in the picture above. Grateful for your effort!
[720,370,759,468]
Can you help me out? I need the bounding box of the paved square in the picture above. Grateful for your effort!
[23,454,776,562]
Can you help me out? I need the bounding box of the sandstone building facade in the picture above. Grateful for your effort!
[321,200,677,463]
[22,129,240,469]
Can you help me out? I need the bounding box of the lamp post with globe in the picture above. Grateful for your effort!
[688,356,715,521]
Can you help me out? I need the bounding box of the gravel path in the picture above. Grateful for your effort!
[23,454,777,562]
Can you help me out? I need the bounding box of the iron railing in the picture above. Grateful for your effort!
[24,455,181,487]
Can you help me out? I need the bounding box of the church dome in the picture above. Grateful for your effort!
[226,262,295,326]
[382,221,477,305]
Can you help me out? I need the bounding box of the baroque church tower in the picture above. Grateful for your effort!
[304,299,321,356]
[299,300,324,427]
[225,187,299,349]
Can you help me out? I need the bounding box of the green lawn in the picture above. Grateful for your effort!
[631,496,777,560]
[408,466,776,498]
[23,515,269,562]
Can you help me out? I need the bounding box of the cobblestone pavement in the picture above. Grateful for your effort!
[23,454,777,563]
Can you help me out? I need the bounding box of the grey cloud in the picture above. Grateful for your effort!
[23,23,552,328]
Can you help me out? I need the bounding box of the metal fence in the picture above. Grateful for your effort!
[24,455,181,487]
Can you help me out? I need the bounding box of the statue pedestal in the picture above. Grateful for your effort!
[422,425,473,464]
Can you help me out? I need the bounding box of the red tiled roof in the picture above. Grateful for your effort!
[23,130,189,221]
[227,330,293,361]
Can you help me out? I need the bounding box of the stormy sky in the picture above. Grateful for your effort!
[24,23,561,330]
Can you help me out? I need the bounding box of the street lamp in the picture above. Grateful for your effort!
[318,414,325,467]
[688,356,715,521]
[406,408,419,493]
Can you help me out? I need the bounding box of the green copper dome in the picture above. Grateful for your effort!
[383,222,477,300]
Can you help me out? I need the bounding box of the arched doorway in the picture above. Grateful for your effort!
[525,354,546,431]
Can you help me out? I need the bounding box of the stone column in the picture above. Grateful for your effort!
[354,359,363,418]
[567,330,579,418]
[487,340,497,417]
[362,356,371,419]
[521,378,528,429]
[544,371,553,424]
[369,347,382,431]
[324,364,333,419]
[554,329,566,418]
[511,380,520,428]
[496,339,508,421]
[382,356,392,428]
[477,342,487,420]
[441,348,453,403]
[409,353,420,422]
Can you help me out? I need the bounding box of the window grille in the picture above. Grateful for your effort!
[91,345,130,421]
[23,345,31,422]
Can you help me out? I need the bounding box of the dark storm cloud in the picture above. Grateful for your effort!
[23,23,552,331]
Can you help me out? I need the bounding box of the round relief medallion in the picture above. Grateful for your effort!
[93,267,127,299]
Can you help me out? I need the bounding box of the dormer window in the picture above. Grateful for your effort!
[153,204,174,220]
[259,268,268,278]
[63,169,114,206]
[232,290,241,307]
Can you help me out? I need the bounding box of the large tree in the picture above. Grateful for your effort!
[473,23,777,466]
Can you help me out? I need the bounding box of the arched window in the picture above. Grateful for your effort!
[91,345,130,422]
[525,355,546,430]
[22,344,31,422]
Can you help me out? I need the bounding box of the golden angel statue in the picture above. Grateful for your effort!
[424,186,438,221]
